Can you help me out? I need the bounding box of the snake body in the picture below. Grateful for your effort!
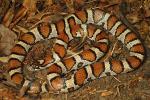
[7,8,145,94]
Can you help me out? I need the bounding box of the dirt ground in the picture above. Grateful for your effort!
[0,0,150,100]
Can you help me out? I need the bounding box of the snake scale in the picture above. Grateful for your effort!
[7,8,145,94]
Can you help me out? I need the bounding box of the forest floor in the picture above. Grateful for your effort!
[0,0,150,100]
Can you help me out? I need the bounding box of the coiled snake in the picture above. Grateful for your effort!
[7,8,145,94]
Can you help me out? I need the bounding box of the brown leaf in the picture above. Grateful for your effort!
[100,90,113,97]
[0,24,17,56]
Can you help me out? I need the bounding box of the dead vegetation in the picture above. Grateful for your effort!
[0,0,150,100]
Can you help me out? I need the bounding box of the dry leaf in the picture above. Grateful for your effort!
[0,24,17,56]
[100,90,113,97]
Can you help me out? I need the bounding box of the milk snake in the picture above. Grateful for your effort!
[7,8,145,94]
